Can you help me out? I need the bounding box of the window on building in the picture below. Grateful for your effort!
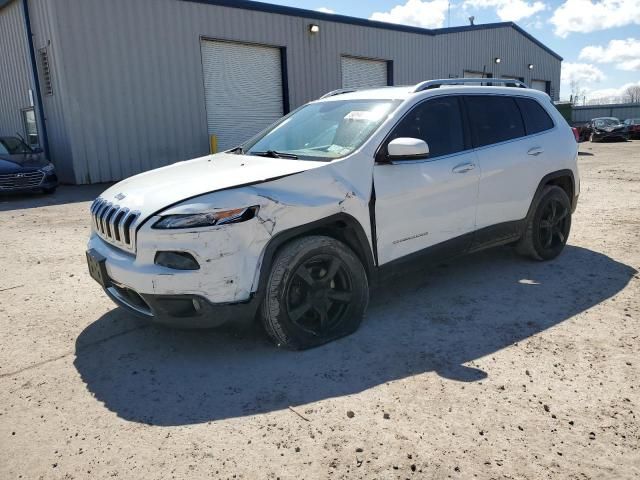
[465,95,525,147]
[516,98,554,135]
[22,108,39,147]
[387,96,465,159]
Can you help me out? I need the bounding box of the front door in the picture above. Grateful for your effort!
[373,95,480,265]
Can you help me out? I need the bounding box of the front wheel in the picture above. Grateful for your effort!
[260,236,369,350]
[516,185,572,261]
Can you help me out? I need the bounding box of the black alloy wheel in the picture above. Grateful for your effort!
[260,236,369,350]
[537,198,570,251]
[516,185,572,261]
[285,254,353,337]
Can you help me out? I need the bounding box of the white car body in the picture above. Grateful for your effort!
[87,82,579,329]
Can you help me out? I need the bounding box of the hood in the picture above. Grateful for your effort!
[0,153,48,172]
[596,124,623,132]
[98,153,326,220]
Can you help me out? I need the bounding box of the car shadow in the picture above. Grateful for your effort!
[578,151,594,156]
[0,184,111,212]
[74,245,636,426]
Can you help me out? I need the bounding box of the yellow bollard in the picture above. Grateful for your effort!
[209,134,218,154]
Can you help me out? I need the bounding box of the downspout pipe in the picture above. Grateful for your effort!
[21,0,50,159]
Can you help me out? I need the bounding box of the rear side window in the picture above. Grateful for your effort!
[516,98,554,135]
[465,95,525,147]
[387,96,465,159]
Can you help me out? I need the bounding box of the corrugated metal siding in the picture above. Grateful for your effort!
[45,0,562,183]
[428,28,560,99]
[572,104,640,122]
[201,40,283,151]
[0,1,33,140]
[26,0,75,182]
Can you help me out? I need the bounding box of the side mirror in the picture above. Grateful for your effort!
[386,137,430,160]
[32,147,43,154]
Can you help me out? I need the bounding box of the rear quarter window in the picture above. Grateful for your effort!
[465,95,525,148]
[516,97,554,135]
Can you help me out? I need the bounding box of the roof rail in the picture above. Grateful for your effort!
[413,78,529,93]
[319,88,359,99]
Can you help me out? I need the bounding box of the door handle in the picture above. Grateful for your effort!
[452,163,476,174]
[528,147,544,156]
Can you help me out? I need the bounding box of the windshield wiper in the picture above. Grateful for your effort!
[251,150,299,160]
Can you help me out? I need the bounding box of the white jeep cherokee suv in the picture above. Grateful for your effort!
[87,79,579,349]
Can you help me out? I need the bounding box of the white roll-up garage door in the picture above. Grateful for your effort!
[341,56,388,89]
[531,80,548,93]
[201,40,284,152]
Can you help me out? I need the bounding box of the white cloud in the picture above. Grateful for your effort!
[551,0,640,38]
[561,62,606,85]
[370,0,449,28]
[464,0,547,22]
[584,80,640,103]
[316,7,335,14]
[579,38,640,71]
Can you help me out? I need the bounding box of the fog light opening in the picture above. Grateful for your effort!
[154,251,200,270]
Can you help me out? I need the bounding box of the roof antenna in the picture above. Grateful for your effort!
[468,16,475,26]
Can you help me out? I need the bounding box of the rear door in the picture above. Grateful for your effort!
[464,95,554,231]
[373,95,480,264]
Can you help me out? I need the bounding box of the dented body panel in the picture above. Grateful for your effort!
[88,150,376,305]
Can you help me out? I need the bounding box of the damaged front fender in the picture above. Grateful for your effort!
[143,160,375,304]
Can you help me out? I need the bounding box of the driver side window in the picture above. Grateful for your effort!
[387,96,465,159]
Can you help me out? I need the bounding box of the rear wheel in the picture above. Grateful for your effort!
[516,185,572,261]
[260,236,369,350]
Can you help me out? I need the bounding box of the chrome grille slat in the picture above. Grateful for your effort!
[116,208,130,243]
[90,197,140,252]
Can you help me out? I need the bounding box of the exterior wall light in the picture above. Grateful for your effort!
[494,57,501,64]
[309,24,320,34]
[528,64,534,70]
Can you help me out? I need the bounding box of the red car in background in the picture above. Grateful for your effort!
[624,119,640,139]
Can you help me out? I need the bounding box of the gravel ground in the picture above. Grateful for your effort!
[1,141,638,479]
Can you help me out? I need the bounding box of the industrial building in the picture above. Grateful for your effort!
[0,0,562,184]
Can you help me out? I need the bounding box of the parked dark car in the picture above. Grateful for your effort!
[623,118,640,139]
[587,117,629,142]
[0,136,58,194]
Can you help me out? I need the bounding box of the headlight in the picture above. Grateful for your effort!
[153,206,259,230]
[40,163,55,173]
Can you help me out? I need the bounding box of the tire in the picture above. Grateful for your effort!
[260,235,369,350]
[589,133,596,143]
[516,185,572,261]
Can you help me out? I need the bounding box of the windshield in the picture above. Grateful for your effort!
[244,99,400,161]
[0,137,32,155]
[594,118,621,128]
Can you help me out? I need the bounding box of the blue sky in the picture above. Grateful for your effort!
[265,0,640,102]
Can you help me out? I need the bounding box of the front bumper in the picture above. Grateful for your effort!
[86,218,268,327]
[104,279,259,328]
[593,131,629,141]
